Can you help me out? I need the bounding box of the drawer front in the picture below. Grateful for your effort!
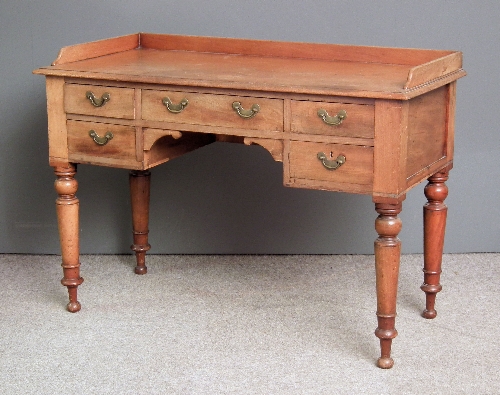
[67,120,137,166]
[289,141,373,186]
[142,90,283,131]
[64,84,135,119]
[290,100,374,138]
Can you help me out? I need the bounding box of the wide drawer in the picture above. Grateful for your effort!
[290,100,374,138]
[288,141,373,187]
[64,83,135,119]
[67,120,137,167]
[141,89,283,131]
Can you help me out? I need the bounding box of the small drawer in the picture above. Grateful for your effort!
[288,141,373,187]
[142,89,283,132]
[67,120,137,167]
[64,84,135,119]
[290,100,374,139]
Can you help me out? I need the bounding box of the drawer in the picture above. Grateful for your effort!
[64,84,135,119]
[290,100,374,139]
[141,90,283,131]
[288,141,373,187]
[67,120,137,167]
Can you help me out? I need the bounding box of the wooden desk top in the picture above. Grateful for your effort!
[34,33,465,99]
[33,33,466,199]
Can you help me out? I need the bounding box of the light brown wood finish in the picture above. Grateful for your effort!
[288,141,373,193]
[374,202,402,369]
[244,138,284,162]
[51,34,139,65]
[67,120,137,168]
[64,84,136,119]
[139,33,452,65]
[143,131,215,168]
[290,100,374,139]
[372,99,409,199]
[129,170,151,275]
[34,33,465,368]
[54,165,83,312]
[45,77,68,165]
[421,168,449,319]
[406,86,448,179]
[35,33,466,100]
[141,90,283,132]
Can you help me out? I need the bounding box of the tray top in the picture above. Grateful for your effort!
[34,33,466,99]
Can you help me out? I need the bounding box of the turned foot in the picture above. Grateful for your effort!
[422,169,449,319]
[422,310,437,320]
[377,356,394,369]
[420,284,441,319]
[67,301,81,313]
[131,240,150,275]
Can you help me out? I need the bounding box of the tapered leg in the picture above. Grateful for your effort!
[54,164,84,312]
[374,202,402,369]
[129,170,151,274]
[421,169,449,319]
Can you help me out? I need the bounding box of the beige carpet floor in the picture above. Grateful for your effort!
[0,253,499,394]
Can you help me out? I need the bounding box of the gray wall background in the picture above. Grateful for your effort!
[1,1,498,255]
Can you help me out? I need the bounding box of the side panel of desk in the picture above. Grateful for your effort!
[46,76,69,166]
[405,83,455,191]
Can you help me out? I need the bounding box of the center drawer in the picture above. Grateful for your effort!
[141,89,283,132]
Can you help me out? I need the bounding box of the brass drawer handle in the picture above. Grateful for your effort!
[89,130,113,146]
[86,91,110,107]
[162,97,188,113]
[317,152,346,170]
[232,101,260,119]
[317,109,347,126]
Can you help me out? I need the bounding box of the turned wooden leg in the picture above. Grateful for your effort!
[421,169,449,319]
[129,170,151,274]
[54,165,84,312]
[374,202,402,369]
